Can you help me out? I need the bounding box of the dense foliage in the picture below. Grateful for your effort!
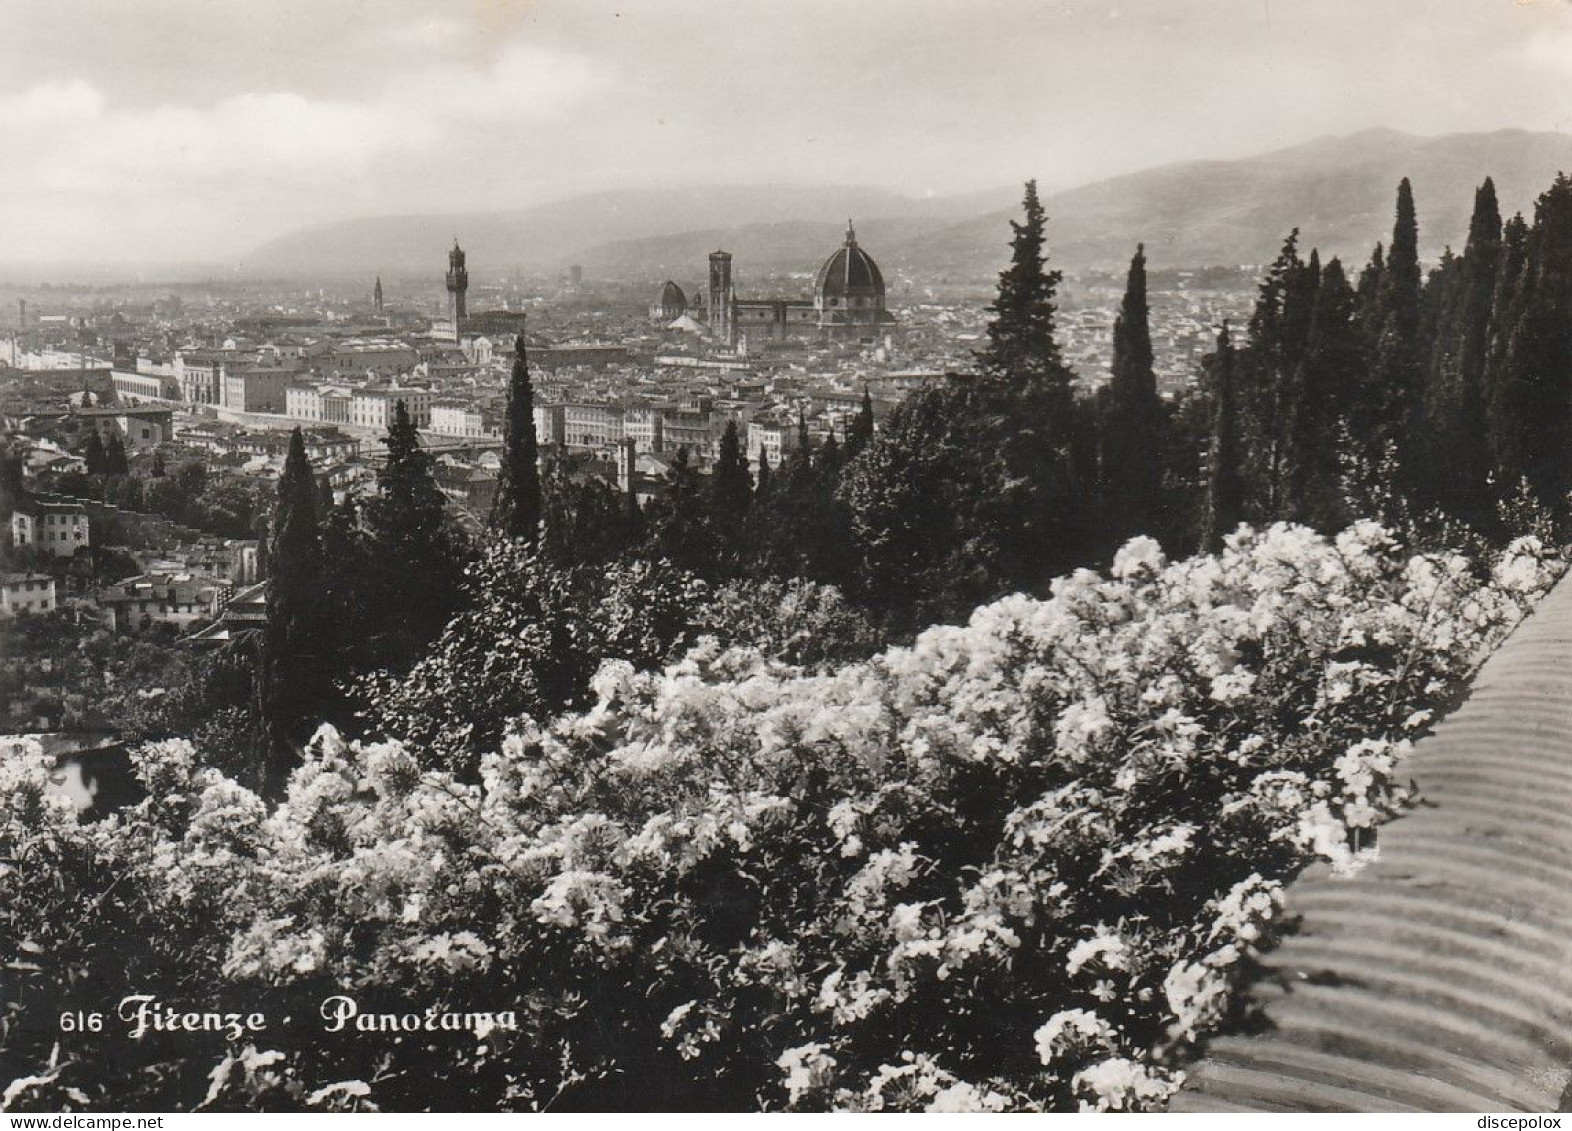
[2,524,1558,1111]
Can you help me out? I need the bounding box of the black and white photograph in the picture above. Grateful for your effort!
[3,0,1572,1115]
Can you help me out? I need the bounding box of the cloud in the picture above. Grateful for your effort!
[1522,27,1572,71]
[0,79,104,131]
[0,39,612,261]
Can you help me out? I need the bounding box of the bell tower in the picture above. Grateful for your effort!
[373,275,384,313]
[445,239,469,331]
[707,250,734,346]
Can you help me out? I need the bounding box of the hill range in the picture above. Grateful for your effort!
[242,129,1572,282]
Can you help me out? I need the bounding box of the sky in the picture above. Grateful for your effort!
[2,0,1571,266]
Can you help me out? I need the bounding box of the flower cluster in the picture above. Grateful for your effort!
[0,524,1557,1112]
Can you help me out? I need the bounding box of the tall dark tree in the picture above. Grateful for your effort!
[318,495,370,679]
[490,334,542,541]
[645,446,717,576]
[540,459,634,567]
[1428,178,1503,525]
[104,433,129,477]
[847,387,876,456]
[1366,179,1424,459]
[254,514,271,580]
[366,400,460,671]
[1100,244,1166,540]
[1486,175,1572,509]
[754,450,773,501]
[711,419,752,554]
[1285,257,1361,528]
[784,413,814,497]
[1202,324,1245,553]
[976,180,1068,396]
[1238,230,1318,519]
[623,476,646,548]
[83,431,107,477]
[261,428,326,791]
[150,447,166,478]
[0,449,26,525]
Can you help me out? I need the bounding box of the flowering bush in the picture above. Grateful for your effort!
[1,524,1559,1111]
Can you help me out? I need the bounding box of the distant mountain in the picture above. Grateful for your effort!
[238,184,1018,281]
[958,127,1572,274]
[242,130,1572,283]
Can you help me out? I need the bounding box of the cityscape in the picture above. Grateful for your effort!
[0,226,1254,678]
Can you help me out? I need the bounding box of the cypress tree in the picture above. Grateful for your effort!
[1202,324,1244,553]
[755,450,773,500]
[847,386,876,456]
[1286,257,1360,527]
[261,428,325,790]
[0,450,26,525]
[1486,176,1572,509]
[1430,179,1502,525]
[787,412,814,491]
[711,419,752,551]
[318,495,368,676]
[254,514,271,580]
[623,476,645,548]
[1484,211,1531,485]
[803,430,856,589]
[105,433,129,477]
[83,431,106,476]
[1101,243,1166,538]
[490,334,542,541]
[1370,179,1424,456]
[150,447,166,477]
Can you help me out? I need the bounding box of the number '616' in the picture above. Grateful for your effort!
[59,1011,104,1032]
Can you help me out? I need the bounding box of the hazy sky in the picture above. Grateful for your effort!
[3,0,1571,265]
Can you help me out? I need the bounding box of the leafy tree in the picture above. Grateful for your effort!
[175,460,208,500]
[490,334,542,541]
[359,541,706,776]
[644,446,718,577]
[841,183,1098,626]
[540,456,632,567]
[696,576,883,669]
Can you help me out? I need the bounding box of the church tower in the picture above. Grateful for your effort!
[373,276,384,314]
[707,250,734,346]
[445,240,469,331]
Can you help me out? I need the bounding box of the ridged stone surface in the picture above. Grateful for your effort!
[1171,574,1572,1112]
